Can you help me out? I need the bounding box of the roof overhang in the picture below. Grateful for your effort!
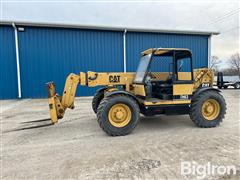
[0,20,220,36]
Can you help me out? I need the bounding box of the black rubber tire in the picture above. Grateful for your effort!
[97,94,140,136]
[190,90,226,128]
[92,90,104,114]
[234,83,240,89]
[223,86,228,89]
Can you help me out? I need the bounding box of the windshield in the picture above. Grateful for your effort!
[134,54,152,83]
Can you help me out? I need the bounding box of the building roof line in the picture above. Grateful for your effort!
[0,20,220,35]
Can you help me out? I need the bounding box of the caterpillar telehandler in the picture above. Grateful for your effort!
[46,48,226,136]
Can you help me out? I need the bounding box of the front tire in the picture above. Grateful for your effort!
[190,90,226,128]
[97,94,140,136]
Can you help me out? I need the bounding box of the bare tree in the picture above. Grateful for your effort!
[229,53,240,78]
[209,56,221,71]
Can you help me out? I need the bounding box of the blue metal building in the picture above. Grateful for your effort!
[0,22,218,99]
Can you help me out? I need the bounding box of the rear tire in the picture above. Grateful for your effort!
[92,90,104,114]
[190,90,226,128]
[97,94,140,136]
[234,83,240,89]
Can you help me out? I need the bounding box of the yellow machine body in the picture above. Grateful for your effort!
[45,48,228,137]
[45,48,227,137]
[47,68,214,123]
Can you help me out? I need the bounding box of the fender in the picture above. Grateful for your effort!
[105,90,140,103]
[193,87,221,99]
[96,86,108,93]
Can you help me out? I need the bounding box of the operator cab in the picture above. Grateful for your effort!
[134,48,194,101]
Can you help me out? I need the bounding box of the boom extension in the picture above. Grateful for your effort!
[46,71,135,123]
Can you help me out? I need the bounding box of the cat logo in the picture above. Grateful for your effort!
[109,75,120,83]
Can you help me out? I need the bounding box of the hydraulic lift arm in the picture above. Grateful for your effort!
[46,71,135,123]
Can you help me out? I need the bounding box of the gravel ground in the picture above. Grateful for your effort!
[1,89,240,180]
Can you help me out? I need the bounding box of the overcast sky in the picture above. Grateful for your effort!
[1,0,239,68]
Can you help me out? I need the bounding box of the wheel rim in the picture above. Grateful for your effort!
[108,103,132,127]
[201,99,220,120]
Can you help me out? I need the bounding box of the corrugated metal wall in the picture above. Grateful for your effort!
[1,25,209,99]
[0,26,18,99]
[126,32,208,71]
[17,26,123,98]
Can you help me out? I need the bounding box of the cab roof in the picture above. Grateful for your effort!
[142,48,191,56]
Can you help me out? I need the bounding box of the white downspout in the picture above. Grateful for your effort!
[12,23,22,98]
[208,34,212,68]
[123,29,127,72]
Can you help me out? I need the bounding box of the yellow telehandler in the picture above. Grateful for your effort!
[46,48,226,136]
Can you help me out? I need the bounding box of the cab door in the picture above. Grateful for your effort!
[173,52,194,100]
